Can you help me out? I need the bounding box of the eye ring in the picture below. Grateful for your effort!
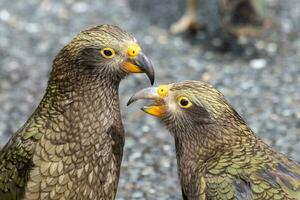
[177,96,192,108]
[100,48,116,59]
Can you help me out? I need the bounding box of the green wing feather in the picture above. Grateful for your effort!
[257,161,300,199]
[0,119,41,200]
[206,142,300,200]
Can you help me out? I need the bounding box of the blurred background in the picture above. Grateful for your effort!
[0,0,299,199]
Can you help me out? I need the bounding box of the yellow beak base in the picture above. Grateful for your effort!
[122,62,143,73]
[142,105,166,118]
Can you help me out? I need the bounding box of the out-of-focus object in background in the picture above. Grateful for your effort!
[170,0,265,38]
[170,0,200,34]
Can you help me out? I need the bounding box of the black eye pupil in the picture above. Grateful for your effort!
[180,99,189,106]
[104,50,113,56]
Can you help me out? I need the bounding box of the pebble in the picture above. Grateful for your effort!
[250,58,267,69]
[266,43,278,54]
[0,9,10,21]
[71,2,89,13]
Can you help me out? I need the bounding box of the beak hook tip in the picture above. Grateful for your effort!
[150,77,155,85]
[126,98,135,106]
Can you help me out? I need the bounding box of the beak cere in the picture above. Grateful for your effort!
[127,86,167,118]
[122,52,155,85]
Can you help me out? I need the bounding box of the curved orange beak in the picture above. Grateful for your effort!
[127,86,167,118]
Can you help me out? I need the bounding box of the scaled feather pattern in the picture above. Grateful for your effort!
[130,80,300,200]
[0,24,154,200]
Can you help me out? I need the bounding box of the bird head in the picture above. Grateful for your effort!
[51,24,154,85]
[128,80,237,133]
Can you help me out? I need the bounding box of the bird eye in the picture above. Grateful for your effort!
[177,97,192,108]
[100,48,116,59]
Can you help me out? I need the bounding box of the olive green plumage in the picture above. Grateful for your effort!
[129,80,300,200]
[0,24,154,200]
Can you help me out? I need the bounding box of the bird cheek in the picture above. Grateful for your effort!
[168,101,178,113]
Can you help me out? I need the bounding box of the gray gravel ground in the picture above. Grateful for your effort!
[0,0,300,199]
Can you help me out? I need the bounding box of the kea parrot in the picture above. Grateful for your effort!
[0,24,154,200]
[128,80,300,200]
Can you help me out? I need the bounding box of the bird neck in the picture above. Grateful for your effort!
[35,64,123,141]
[24,66,124,199]
[173,117,258,173]
[174,124,225,170]
[45,76,120,112]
